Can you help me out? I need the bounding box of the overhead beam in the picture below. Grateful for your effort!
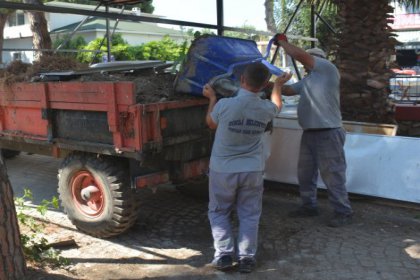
[0,1,274,36]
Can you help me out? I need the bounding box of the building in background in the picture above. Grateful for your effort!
[2,1,187,64]
[390,1,420,72]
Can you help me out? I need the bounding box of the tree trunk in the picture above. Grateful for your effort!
[23,0,52,61]
[264,0,277,33]
[0,156,26,279]
[0,14,10,65]
[334,0,396,123]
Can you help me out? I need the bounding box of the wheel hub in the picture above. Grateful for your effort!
[71,171,105,217]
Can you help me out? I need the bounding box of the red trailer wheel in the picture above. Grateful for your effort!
[58,153,139,238]
[70,171,105,217]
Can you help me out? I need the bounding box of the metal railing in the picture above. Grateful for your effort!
[389,74,420,104]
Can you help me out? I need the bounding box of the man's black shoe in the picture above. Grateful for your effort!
[238,257,256,273]
[288,206,319,218]
[328,213,353,227]
[214,255,233,271]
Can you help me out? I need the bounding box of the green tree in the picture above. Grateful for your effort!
[267,0,337,50]
[23,0,53,61]
[264,0,420,123]
[127,36,186,61]
[52,34,86,58]
[77,33,128,63]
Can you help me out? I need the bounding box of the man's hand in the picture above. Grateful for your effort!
[203,84,216,100]
[274,33,288,45]
[274,72,292,86]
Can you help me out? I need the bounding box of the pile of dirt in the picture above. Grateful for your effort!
[0,57,203,104]
[0,56,88,86]
[133,73,200,103]
[28,55,88,76]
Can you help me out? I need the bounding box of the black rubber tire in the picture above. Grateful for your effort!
[57,153,139,238]
[1,149,21,159]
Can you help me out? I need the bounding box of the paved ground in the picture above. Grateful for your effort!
[5,153,420,280]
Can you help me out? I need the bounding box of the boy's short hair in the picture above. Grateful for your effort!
[243,62,271,89]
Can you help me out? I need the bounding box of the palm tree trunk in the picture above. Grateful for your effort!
[0,157,26,279]
[334,0,397,123]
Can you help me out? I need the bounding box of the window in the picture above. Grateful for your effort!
[13,52,22,61]
[8,12,25,27]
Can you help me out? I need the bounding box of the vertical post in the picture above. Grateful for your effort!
[106,5,111,62]
[311,4,316,48]
[216,0,224,36]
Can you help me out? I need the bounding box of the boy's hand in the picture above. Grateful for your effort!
[274,72,292,86]
[203,84,216,100]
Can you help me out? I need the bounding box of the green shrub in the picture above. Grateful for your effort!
[15,189,68,266]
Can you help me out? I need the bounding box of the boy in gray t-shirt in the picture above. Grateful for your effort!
[203,62,291,273]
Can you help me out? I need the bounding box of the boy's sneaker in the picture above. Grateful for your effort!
[213,255,233,271]
[238,257,256,273]
[288,206,319,218]
[328,213,353,227]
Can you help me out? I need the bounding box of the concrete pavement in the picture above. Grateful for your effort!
[6,153,420,280]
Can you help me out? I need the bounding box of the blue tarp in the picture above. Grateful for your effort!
[175,35,283,96]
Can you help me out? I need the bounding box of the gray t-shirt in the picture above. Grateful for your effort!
[290,57,342,129]
[210,88,279,173]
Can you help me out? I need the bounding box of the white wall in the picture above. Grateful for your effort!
[46,13,85,31]
[2,38,34,65]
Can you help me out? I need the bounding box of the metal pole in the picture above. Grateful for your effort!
[55,2,101,52]
[311,4,316,48]
[316,0,326,24]
[284,0,305,33]
[315,11,336,34]
[216,0,224,35]
[277,0,305,80]
[106,5,111,62]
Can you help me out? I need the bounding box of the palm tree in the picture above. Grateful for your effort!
[334,0,398,123]
[264,0,420,124]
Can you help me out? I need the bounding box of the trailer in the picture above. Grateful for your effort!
[0,76,213,238]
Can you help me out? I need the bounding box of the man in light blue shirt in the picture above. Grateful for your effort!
[276,34,353,228]
[203,62,291,273]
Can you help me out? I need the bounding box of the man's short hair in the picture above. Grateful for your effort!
[307,48,326,59]
[243,62,271,89]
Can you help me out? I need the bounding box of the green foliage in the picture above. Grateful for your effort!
[78,34,187,64]
[135,36,185,61]
[77,33,128,63]
[138,0,154,14]
[53,34,87,50]
[52,34,87,58]
[15,189,68,266]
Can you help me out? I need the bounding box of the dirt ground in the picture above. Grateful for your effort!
[6,154,420,280]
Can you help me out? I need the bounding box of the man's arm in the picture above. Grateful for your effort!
[276,35,315,71]
[281,84,297,96]
[202,84,218,130]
